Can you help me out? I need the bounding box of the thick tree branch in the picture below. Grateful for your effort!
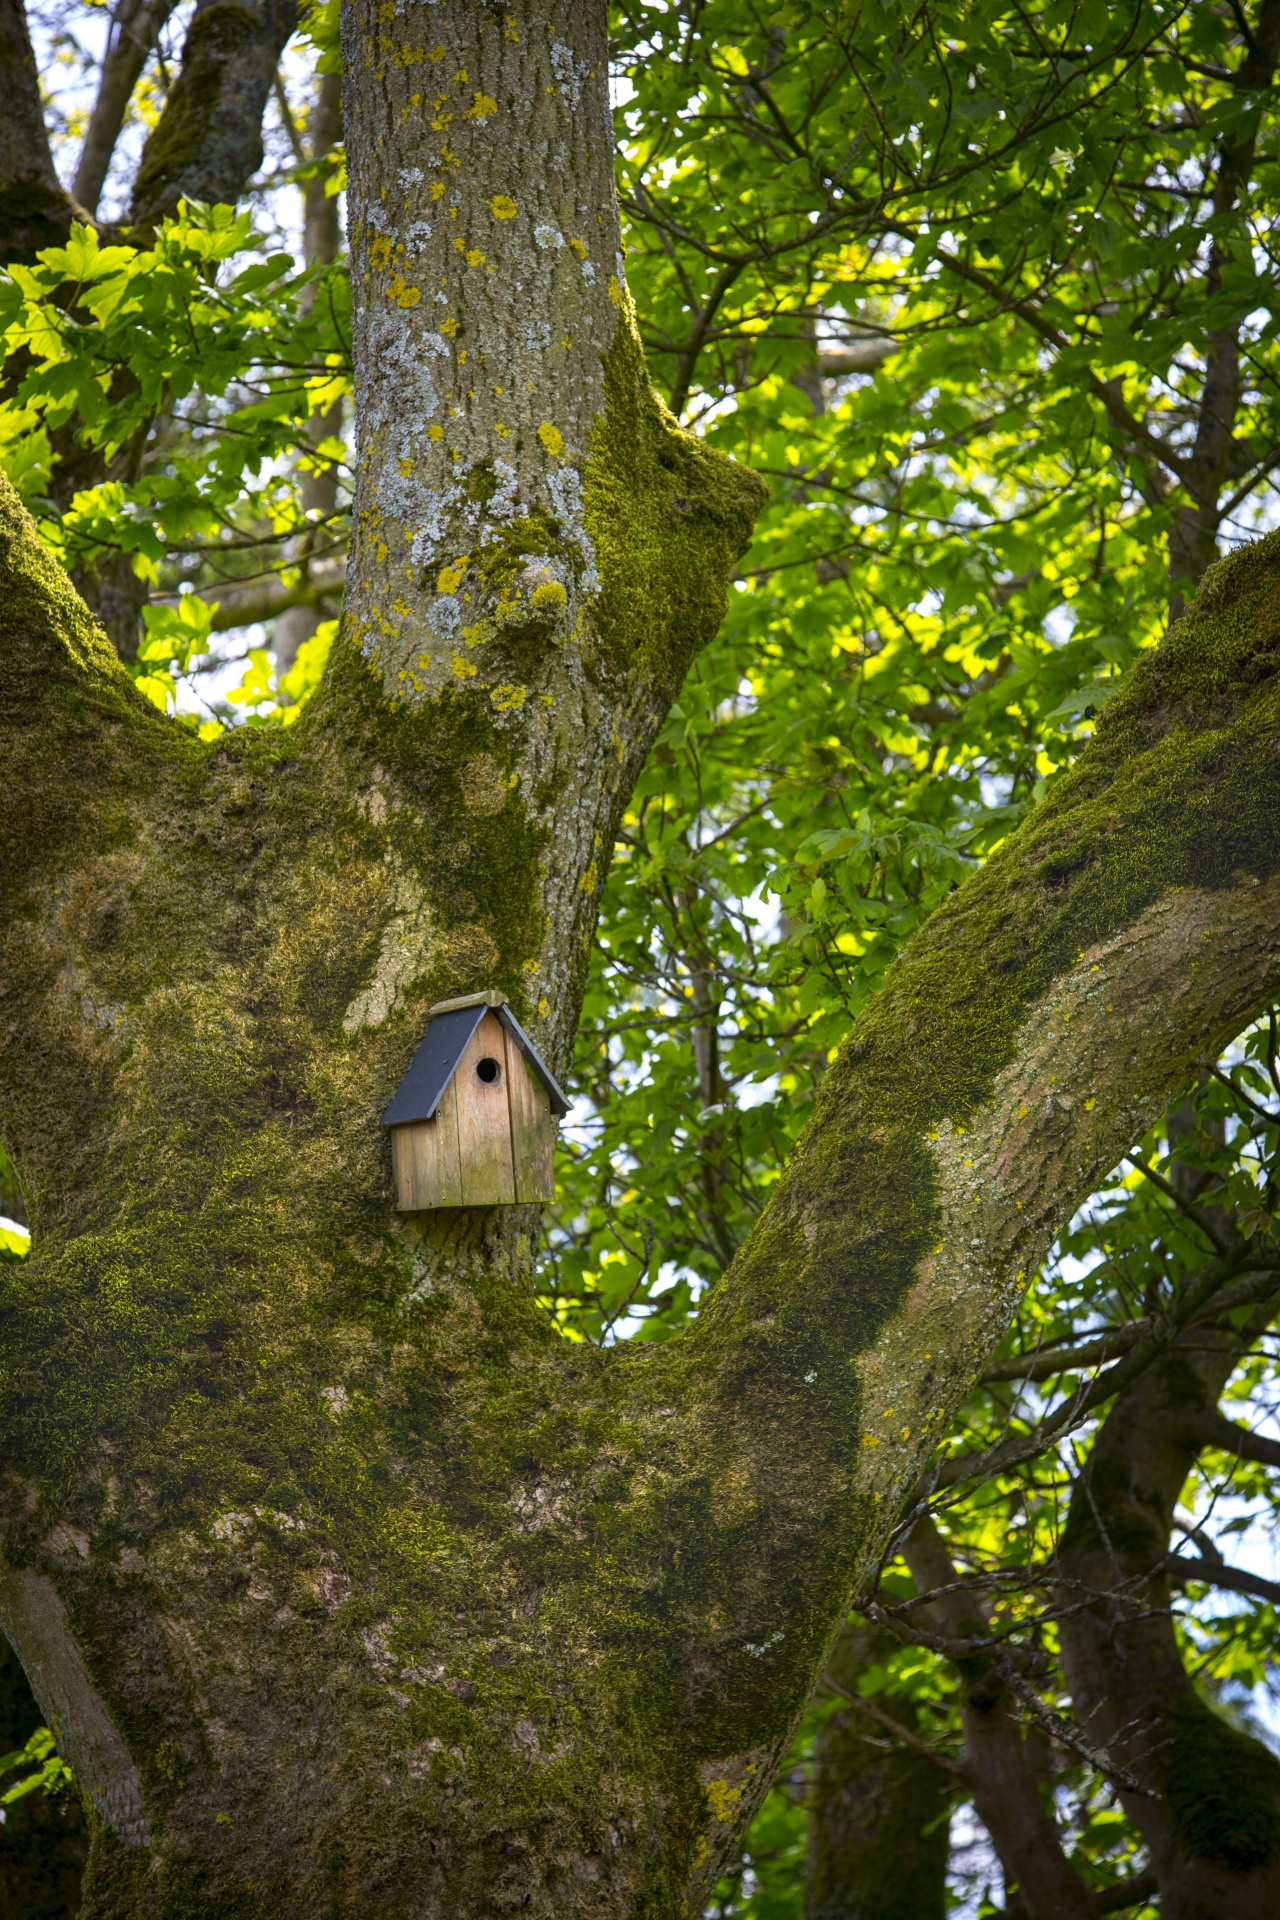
[900,1517,1102,1920]
[129,0,299,225]
[1183,1404,1280,1468]
[0,0,92,261]
[1165,1552,1280,1607]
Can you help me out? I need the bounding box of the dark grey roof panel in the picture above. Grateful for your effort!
[380,1000,570,1127]
[380,1003,487,1126]
[498,1007,570,1116]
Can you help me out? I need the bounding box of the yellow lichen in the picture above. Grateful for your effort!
[531,581,567,613]
[451,653,478,678]
[465,92,498,120]
[490,684,528,711]
[370,235,392,270]
[491,195,517,220]
[705,1778,744,1822]
[537,422,565,459]
[569,238,587,260]
[437,557,470,594]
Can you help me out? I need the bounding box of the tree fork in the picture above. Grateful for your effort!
[5,5,1280,1919]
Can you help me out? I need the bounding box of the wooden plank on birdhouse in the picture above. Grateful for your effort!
[455,1010,516,1205]
[505,1023,554,1202]
[391,1075,463,1209]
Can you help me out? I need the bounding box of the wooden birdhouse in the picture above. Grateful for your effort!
[380,991,568,1209]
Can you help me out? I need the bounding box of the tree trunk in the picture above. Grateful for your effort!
[0,0,86,261]
[72,0,180,218]
[54,0,304,661]
[6,2,1280,1915]
[805,1623,949,1920]
[1057,1318,1280,1916]
[901,1519,1098,1920]
[0,1637,85,1917]
[1166,0,1280,615]
[128,0,299,226]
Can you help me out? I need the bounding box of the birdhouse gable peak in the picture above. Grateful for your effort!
[379,992,568,1129]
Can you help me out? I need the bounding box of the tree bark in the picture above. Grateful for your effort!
[1166,0,1280,613]
[6,2,1280,1916]
[0,1636,85,1917]
[54,0,303,660]
[128,0,298,226]
[0,0,87,262]
[805,1623,949,1920]
[1057,1310,1280,1918]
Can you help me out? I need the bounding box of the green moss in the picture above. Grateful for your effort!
[585,322,765,696]
[1163,1694,1280,1870]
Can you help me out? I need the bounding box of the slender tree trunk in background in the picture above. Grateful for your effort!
[1166,0,1280,615]
[805,1623,949,1920]
[72,0,180,218]
[7,2,1280,1914]
[273,67,344,689]
[901,1519,1099,1920]
[44,0,301,662]
[675,887,737,1270]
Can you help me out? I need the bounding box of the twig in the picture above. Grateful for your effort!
[819,1673,969,1780]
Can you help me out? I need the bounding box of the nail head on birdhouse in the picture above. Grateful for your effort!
[380,992,568,1209]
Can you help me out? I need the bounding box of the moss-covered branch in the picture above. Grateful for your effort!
[647,530,1280,1889]
[0,0,91,261]
[129,0,298,225]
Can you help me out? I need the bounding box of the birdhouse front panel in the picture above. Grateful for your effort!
[454,1009,518,1204]
[383,992,565,1210]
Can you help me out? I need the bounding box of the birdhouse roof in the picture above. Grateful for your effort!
[379,992,570,1127]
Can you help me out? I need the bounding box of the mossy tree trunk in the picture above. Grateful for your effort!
[6,4,1280,1918]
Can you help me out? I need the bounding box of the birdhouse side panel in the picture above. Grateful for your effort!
[505,1027,555,1203]
[391,1077,464,1210]
[455,1011,517,1206]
